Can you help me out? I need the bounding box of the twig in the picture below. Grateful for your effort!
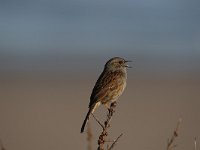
[87,122,93,150]
[108,133,123,150]
[95,102,122,150]
[167,118,182,150]
[0,139,6,150]
[92,113,104,129]
[194,137,197,150]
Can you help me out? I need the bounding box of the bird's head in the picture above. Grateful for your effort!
[105,57,131,71]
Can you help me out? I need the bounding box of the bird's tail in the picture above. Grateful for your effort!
[80,105,94,133]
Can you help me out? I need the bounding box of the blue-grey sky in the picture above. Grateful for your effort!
[0,0,200,76]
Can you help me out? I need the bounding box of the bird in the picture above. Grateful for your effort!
[80,57,131,133]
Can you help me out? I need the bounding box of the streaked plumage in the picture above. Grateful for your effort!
[80,57,130,133]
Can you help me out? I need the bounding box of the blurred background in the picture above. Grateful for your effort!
[0,0,200,150]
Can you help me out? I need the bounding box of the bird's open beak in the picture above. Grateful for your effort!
[124,60,132,68]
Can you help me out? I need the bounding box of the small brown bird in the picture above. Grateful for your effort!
[80,57,130,133]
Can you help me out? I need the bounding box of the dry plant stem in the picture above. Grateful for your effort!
[87,122,93,150]
[96,102,122,150]
[92,113,104,129]
[167,118,182,150]
[194,137,197,150]
[108,133,123,150]
[0,139,6,150]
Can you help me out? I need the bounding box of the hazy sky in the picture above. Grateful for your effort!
[0,0,200,75]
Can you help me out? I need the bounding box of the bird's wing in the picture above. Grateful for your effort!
[89,70,123,108]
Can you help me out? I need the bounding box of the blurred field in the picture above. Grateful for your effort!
[0,75,199,150]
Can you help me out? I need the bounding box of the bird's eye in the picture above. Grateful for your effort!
[119,61,123,64]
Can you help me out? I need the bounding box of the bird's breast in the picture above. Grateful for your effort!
[102,74,127,104]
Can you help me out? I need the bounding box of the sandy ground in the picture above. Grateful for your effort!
[0,76,200,150]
